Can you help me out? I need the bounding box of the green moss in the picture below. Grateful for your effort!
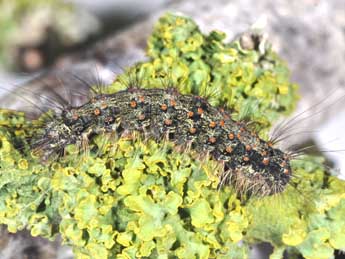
[0,13,344,259]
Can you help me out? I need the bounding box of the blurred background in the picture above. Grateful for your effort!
[0,0,344,258]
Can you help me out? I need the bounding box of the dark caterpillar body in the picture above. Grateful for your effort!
[32,87,291,196]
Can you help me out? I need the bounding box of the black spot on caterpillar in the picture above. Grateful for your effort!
[29,85,292,197]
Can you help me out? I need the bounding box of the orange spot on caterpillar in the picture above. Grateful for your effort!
[284,169,289,175]
[197,107,203,115]
[208,136,216,144]
[219,120,225,127]
[164,119,172,126]
[72,113,79,120]
[94,108,101,116]
[226,146,233,153]
[237,133,241,139]
[161,104,168,111]
[187,111,194,118]
[228,133,235,140]
[281,161,287,167]
[130,100,137,108]
[170,99,176,107]
[139,96,145,102]
[209,121,216,128]
[189,127,197,134]
[243,156,250,162]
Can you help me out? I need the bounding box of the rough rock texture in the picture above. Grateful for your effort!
[0,1,344,259]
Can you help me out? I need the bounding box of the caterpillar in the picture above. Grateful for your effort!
[29,84,292,197]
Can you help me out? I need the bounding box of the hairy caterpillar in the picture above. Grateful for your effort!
[28,82,292,197]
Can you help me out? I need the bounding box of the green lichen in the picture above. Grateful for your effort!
[0,13,344,259]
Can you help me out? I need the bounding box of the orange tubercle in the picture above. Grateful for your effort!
[130,100,137,108]
[189,127,197,134]
[209,121,216,128]
[164,119,173,126]
[197,107,203,115]
[226,146,233,153]
[187,111,194,118]
[208,136,216,144]
[94,108,101,116]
